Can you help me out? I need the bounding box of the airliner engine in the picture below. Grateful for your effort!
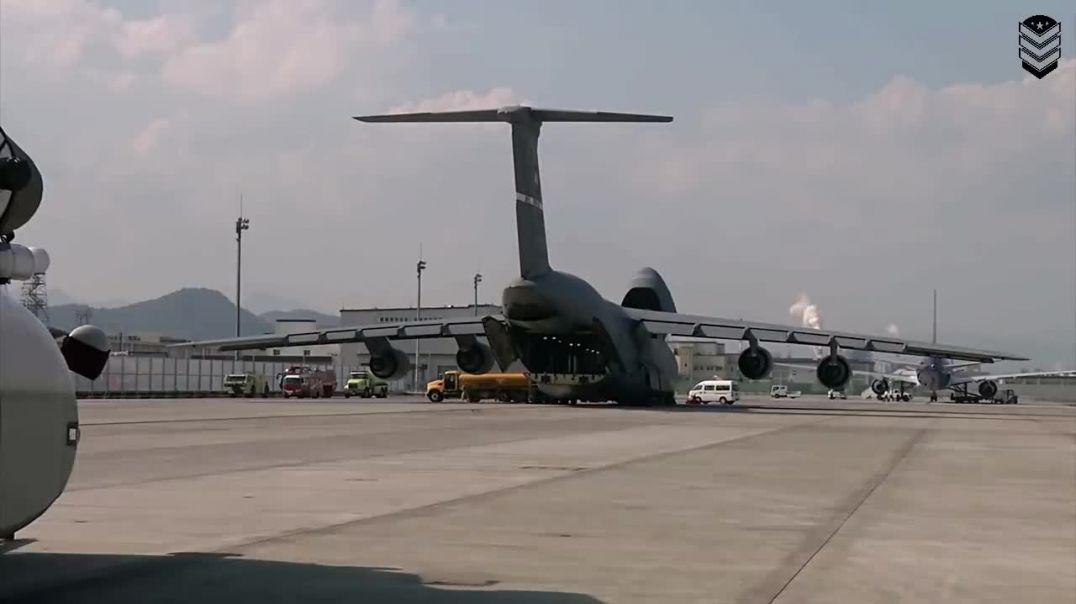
[738,346,773,380]
[978,380,998,399]
[871,378,889,396]
[456,341,494,374]
[368,347,411,380]
[816,355,852,389]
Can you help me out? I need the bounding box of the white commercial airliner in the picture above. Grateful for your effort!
[784,292,1074,402]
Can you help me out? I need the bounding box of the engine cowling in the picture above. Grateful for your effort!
[738,346,773,380]
[0,134,44,236]
[978,380,998,399]
[456,341,494,374]
[871,378,889,396]
[61,324,110,380]
[817,355,852,389]
[369,347,411,380]
[621,267,677,312]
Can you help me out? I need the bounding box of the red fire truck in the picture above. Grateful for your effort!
[278,366,337,399]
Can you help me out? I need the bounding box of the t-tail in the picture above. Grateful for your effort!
[354,106,672,279]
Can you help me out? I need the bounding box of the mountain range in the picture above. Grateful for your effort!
[46,287,339,341]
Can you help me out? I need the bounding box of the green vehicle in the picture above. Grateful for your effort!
[224,373,269,398]
[344,370,389,398]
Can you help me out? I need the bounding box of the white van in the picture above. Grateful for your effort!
[688,380,740,405]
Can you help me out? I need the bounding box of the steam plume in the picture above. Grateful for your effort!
[790,293,823,330]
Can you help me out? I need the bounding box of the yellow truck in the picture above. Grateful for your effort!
[224,372,269,398]
[426,370,534,403]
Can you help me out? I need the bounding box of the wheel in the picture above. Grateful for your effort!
[283,393,290,399]
[718,397,727,405]
[428,390,444,403]
[344,393,351,399]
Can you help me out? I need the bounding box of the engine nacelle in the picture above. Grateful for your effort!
[456,341,494,374]
[61,324,110,380]
[871,378,889,396]
[369,347,411,380]
[737,346,773,380]
[978,380,998,399]
[817,355,852,389]
[621,267,677,312]
[0,132,44,236]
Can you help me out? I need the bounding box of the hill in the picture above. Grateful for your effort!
[49,288,272,341]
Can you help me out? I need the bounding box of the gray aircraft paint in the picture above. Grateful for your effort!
[0,126,109,539]
[0,290,78,536]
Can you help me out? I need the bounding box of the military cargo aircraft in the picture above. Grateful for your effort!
[175,106,1027,405]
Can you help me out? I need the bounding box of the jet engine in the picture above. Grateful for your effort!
[816,355,852,389]
[738,346,773,380]
[60,325,111,380]
[871,378,889,397]
[456,341,494,374]
[0,133,44,237]
[978,380,998,399]
[621,267,677,312]
[369,347,411,380]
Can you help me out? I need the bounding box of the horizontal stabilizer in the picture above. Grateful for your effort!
[355,105,673,124]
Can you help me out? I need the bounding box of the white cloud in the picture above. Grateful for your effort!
[106,71,136,92]
[114,14,196,58]
[387,87,520,113]
[130,118,172,155]
[1,0,122,70]
[160,0,416,102]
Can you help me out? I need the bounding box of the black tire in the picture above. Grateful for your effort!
[428,390,444,403]
[718,397,726,405]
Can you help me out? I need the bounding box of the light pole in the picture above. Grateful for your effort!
[473,273,482,316]
[235,213,250,361]
[415,257,427,392]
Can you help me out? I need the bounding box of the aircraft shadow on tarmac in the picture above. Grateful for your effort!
[0,551,604,604]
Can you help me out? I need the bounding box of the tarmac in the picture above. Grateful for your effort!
[2,395,1074,603]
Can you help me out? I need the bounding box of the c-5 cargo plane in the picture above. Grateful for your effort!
[176,105,1028,405]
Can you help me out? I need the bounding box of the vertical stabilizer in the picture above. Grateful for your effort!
[932,289,937,345]
[355,106,672,279]
[509,117,549,278]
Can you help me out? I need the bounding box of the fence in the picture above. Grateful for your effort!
[74,356,358,397]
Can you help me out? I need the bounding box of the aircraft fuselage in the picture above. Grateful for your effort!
[501,269,677,404]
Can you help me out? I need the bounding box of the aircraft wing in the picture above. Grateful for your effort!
[168,316,501,352]
[773,362,919,385]
[625,308,1027,363]
[949,369,1076,386]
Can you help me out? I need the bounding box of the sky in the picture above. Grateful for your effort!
[0,0,1074,366]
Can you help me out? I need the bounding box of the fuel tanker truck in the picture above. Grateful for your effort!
[426,370,540,403]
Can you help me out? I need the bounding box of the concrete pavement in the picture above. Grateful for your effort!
[2,396,1073,603]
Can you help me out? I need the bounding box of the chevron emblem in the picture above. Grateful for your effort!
[1019,15,1060,79]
